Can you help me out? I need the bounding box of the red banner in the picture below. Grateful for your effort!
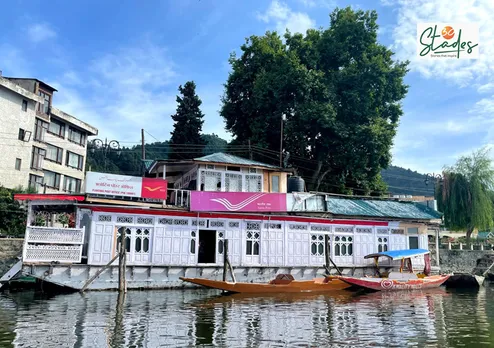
[141,177,168,199]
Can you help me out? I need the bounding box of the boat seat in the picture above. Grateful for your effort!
[270,274,295,285]
[387,271,418,280]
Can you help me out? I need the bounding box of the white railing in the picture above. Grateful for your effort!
[23,226,85,263]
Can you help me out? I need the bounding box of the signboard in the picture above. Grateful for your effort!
[85,172,167,199]
[190,191,287,212]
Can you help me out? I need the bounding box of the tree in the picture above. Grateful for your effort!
[169,81,205,160]
[436,147,494,245]
[202,134,228,155]
[220,7,409,195]
[0,186,35,237]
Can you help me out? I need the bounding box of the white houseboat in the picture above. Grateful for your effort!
[2,153,443,291]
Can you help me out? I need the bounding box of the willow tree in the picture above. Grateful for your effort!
[436,147,494,245]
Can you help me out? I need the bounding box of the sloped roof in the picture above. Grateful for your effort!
[477,231,493,239]
[143,159,154,171]
[325,197,442,220]
[194,152,280,169]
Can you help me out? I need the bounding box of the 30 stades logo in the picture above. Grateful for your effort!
[417,23,479,59]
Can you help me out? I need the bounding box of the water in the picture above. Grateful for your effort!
[0,284,493,348]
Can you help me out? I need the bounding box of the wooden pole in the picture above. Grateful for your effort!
[248,140,253,160]
[223,239,228,282]
[118,234,126,292]
[435,228,440,267]
[141,129,146,177]
[324,235,331,273]
[80,254,119,292]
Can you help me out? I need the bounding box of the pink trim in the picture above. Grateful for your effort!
[336,275,450,291]
[82,205,390,226]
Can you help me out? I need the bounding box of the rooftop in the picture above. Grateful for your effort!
[325,196,442,220]
[193,152,280,169]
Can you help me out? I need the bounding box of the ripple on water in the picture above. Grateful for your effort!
[0,284,492,347]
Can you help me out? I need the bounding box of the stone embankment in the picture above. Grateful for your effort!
[439,249,494,278]
[0,239,23,276]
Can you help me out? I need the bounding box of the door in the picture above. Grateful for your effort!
[116,226,152,265]
[198,230,217,264]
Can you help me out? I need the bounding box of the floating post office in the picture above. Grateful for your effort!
[1,153,443,291]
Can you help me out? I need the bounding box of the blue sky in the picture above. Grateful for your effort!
[1,0,493,174]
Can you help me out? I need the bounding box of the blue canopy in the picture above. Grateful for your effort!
[364,249,429,260]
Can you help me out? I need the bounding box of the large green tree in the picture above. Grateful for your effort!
[436,147,494,245]
[169,81,205,160]
[220,7,409,195]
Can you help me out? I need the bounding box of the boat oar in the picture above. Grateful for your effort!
[482,259,494,277]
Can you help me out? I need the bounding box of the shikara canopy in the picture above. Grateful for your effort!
[364,249,430,260]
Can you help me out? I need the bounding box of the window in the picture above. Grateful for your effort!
[68,127,86,146]
[15,158,21,171]
[37,90,51,114]
[377,237,388,252]
[29,174,43,191]
[48,119,65,138]
[334,236,353,256]
[31,147,46,170]
[409,236,419,250]
[22,99,28,112]
[246,222,261,256]
[245,174,262,192]
[43,170,61,189]
[227,166,241,172]
[66,151,84,170]
[271,175,280,192]
[45,144,63,164]
[34,119,48,142]
[311,234,325,256]
[18,128,25,141]
[63,176,81,193]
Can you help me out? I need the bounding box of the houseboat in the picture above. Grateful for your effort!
[1,153,443,291]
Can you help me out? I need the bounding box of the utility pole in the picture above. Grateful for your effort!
[280,114,286,167]
[141,129,146,177]
[248,139,253,160]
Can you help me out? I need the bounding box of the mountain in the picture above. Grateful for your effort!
[381,166,435,196]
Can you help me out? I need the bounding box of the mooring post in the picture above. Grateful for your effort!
[324,235,331,274]
[435,228,440,267]
[223,239,229,282]
[118,234,126,292]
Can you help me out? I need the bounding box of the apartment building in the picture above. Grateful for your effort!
[0,74,98,193]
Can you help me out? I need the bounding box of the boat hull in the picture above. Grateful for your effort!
[179,277,351,293]
[335,274,451,291]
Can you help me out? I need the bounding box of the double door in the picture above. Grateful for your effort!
[117,226,152,264]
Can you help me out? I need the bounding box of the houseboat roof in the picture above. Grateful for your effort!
[364,249,429,260]
[325,196,442,220]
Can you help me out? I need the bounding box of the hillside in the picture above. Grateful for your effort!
[381,166,434,196]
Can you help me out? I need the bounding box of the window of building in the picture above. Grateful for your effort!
[377,236,388,252]
[271,175,280,193]
[22,99,28,112]
[34,119,48,142]
[37,90,51,114]
[43,170,61,189]
[29,174,43,191]
[31,147,46,170]
[15,158,21,171]
[45,144,63,164]
[245,174,262,192]
[246,222,261,256]
[18,128,25,141]
[310,234,325,256]
[227,166,241,172]
[409,236,419,249]
[334,236,353,256]
[66,151,84,170]
[63,175,81,193]
[48,119,65,138]
[68,127,86,146]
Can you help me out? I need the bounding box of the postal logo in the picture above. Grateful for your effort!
[417,23,479,59]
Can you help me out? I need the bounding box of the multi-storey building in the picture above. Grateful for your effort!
[0,74,98,193]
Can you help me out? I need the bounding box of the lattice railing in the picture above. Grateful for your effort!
[23,226,85,263]
[26,226,85,244]
[24,245,82,263]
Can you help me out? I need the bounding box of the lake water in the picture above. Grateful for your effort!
[0,283,493,347]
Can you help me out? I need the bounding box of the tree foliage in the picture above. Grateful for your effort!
[220,7,409,195]
[169,81,205,160]
[436,147,494,243]
[0,186,35,237]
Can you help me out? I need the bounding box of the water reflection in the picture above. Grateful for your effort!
[0,285,492,347]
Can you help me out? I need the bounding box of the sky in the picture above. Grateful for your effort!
[1,0,493,175]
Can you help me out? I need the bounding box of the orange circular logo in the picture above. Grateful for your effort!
[441,26,455,40]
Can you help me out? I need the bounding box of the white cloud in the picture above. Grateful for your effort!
[297,0,336,8]
[26,23,56,43]
[257,0,315,35]
[477,83,494,93]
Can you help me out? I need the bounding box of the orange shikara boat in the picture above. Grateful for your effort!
[179,274,350,293]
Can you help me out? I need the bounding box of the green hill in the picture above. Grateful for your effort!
[381,166,435,196]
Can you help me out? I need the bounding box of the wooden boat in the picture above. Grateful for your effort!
[179,274,351,293]
[334,249,451,291]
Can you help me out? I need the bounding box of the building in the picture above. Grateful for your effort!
[3,153,443,291]
[0,75,98,193]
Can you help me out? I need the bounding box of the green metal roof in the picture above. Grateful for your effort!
[477,231,493,239]
[194,152,279,169]
[143,159,154,171]
[325,197,442,220]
